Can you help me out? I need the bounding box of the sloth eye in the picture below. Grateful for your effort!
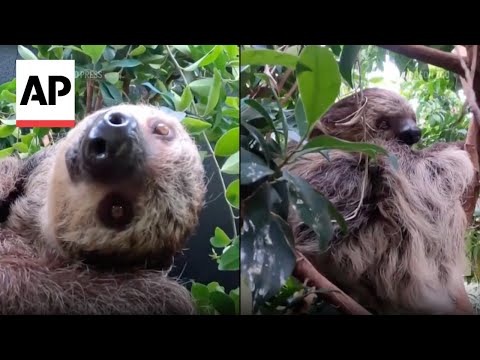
[154,123,170,136]
[378,119,390,130]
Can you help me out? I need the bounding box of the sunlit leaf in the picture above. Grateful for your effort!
[241,49,298,69]
[297,46,341,127]
[215,127,239,156]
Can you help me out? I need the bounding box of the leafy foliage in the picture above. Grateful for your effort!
[0,45,240,315]
[240,45,392,313]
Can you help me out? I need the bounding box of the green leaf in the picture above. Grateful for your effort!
[283,171,334,251]
[33,127,51,139]
[209,290,236,315]
[53,47,63,59]
[0,90,15,103]
[294,97,308,138]
[226,179,239,209]
[99,82,123,106]
[21,133,35,146]
[204,68,222,116]
[225,45,239,60]
[0,79,16,93]
[0,118,16,126]
[241,182,296,309]
[177,86,193,112]
[18,45,37,60]
[191,283,210,301]
[240,148,274,185]
[207,282,224,293]
[369,76,384,84]
[225,97,239,109]
[12,142,29,153]
[103,47,116,61]
[241,49,298,69]
[297,46,341,127]
[64,45,84,53]
[184,45,223,71]
[328,45,342,56]
[244,99,274,125]
[102,59,142,71]
[339,45,362,88]
[104,72,120,85]
[221,151,239,174]
[172,45,191,55]
[129,45,146,57]
[0,147,14,158]
[302,135,388,158]
[189,78,213,98]
[181,117,211,134]
[219,238,239,271]
[215,127,239,156]
[229,288,240,315]
[111,45,127,50]
[0,125,16,138]
[210,227,232,248]
[81,45,106,64]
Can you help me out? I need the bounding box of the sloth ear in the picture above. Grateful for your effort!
[0,157,23,222]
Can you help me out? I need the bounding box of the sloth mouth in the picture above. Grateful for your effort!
[97,192,134,230]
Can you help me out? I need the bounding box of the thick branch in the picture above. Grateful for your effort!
[377,45,466,75]
[460,46,480,223]
[463,119,480,221]
[293,252,372,315]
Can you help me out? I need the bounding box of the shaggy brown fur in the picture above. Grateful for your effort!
[287,88,475,315]
[0,104,206,314]
[310,87,417,142]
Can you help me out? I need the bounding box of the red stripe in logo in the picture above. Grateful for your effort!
[16,120,76,128]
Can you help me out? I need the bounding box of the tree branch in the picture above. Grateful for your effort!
[293,252,372,315]
[377,45,467,75]
[457,46,480,223]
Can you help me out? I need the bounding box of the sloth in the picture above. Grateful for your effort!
[0,104,206,314]
[286,88,476,315]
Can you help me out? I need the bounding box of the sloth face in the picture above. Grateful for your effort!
[44,104,206,269]
[313,88,422,146]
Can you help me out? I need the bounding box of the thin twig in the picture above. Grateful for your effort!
[455,46,480,125]
[377,45,467,75]
[280,81,298,106]
[94,90,103,111]
[293,252,372,315]
[165,45,237,239]
[277,68,293,94]
[86,79,93,115]
[454,46,480,224]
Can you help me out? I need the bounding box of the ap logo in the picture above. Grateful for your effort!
[16,60,75,128]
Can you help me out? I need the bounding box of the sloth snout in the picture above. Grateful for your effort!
[79,110,144,183]
[399,126,422,145]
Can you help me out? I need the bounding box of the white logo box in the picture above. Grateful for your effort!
[16,59,75,128]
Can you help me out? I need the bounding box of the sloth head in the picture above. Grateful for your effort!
[44,104,206,270]
[310,87,422,145]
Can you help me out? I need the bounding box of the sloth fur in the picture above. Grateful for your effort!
[287,88,476,315]
[0,104,206,315]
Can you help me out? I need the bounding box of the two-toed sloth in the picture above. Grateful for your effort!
[287,88,476,315]
[0,104,206,314]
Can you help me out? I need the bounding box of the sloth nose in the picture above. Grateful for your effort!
[81,110,142,183]
[399,127,422,145]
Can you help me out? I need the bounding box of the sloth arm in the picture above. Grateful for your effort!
[0,157,23,222]
[0,229,195,315]
[0,149,54,222]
